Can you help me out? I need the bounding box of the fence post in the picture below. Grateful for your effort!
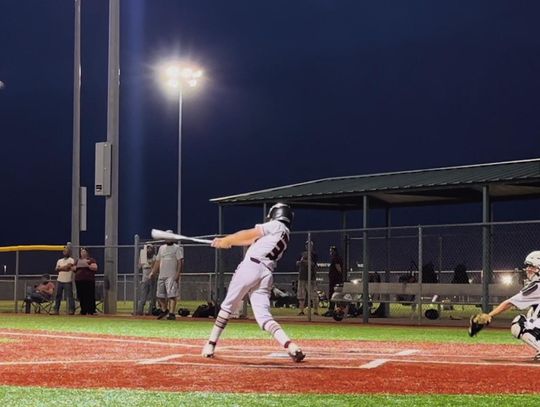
[14,250,19,313]
[438,236,443,282]
[307,232,312,322]
[417,226,423,322]
[482,187,492,312]
[362,196,370,323]
[133,234,139,315]
[123,274,127,303]
[208,273,213,302]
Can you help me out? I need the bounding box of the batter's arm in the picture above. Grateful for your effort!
[212,228,263,249]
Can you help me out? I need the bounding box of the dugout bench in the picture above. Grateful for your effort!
[332,281,522,320]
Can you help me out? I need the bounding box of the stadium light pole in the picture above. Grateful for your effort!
[160,64,203,234]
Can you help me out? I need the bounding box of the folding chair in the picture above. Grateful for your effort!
[95,281,104,313]
[22,294,54,314]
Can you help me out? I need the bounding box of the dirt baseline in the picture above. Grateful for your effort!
[0,329,537,394]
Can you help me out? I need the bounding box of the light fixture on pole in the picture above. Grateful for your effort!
[160,62,203,234]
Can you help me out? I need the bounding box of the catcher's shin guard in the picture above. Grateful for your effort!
[511,315,527,339]
[511,315,540,352]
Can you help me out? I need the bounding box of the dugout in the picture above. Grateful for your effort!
[210,158,540,322]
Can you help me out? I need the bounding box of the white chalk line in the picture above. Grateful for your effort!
[138,354,185,365]
[358,349,419,369]
[394,349,419,356]
[1,330,537,370]
[1,356,539,370]
[0,331,200,348]
[0,359,134,367]
[2,331,523,359]
[359,359,390,369]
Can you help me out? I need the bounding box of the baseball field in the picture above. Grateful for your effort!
[0,313,539,406]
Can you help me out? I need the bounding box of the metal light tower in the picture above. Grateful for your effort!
[160,63,203,233]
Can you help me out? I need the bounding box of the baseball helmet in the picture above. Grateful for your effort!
[424,308,440,320]
[524,251,540,281]
[266,202,293,227]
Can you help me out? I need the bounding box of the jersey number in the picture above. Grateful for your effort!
[266,233,289,261]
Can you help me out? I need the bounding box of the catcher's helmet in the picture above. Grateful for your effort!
[266,203,293,227]
[524,251,540,281]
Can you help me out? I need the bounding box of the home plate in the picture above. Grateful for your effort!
[268,352,290,358]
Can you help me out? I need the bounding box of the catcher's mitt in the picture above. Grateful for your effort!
[468,313,492,337]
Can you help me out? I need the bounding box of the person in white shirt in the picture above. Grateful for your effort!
[201,203,305,362]
[151,234,184,321]
[53,246,75,315]
[136,244,157,315]
[482,251,540,360]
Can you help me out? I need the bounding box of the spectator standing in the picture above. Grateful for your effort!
[328,246,344,312]
[296,240,319,316]
[151,235,184,320]
[136,244,157,315]
[74,247,98,315]
[451,263,470,311]
[53,246,76,315]
[421,262,438,283]
[451,264,470,284]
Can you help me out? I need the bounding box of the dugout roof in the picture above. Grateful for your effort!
[210,158,540,210]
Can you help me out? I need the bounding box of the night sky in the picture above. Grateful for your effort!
[1,1,540,246]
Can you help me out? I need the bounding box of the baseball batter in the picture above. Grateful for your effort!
[201,202,305,362]
[471,251,540,360]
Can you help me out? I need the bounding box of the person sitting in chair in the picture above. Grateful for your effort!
[24,275,55,313]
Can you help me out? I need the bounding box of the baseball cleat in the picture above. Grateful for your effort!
[156,309,169,320]
[201,342,215,358]
[289,349,306,363]
[287,343,306,362]
[533,353,540,362]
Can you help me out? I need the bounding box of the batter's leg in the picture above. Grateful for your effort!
[202,262,257,358]
[250,274,305,362]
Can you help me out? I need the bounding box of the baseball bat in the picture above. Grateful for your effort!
[151,229,213,245]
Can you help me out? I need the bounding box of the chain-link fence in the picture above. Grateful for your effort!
[1,220,539,321]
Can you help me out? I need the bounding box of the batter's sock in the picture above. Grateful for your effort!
[208,309,231,344]
[262,319,290,347]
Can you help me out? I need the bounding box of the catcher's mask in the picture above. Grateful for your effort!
[523,251,540,282]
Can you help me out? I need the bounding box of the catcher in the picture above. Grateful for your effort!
[469,251,540,361]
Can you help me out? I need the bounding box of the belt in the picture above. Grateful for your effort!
[250,257,272,271]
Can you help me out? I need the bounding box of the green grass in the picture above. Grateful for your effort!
[0,387,538,407]
[0,314,516,344]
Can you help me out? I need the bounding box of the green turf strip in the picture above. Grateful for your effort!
[0,387,538,407]
[0,314,516,344]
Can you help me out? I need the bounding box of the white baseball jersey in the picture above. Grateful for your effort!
[245,220,290,271]
[509,280,540,319]
[156,244,183,278]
